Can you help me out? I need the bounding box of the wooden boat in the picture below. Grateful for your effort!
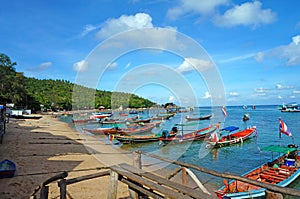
[207,126,257,148]
[158,125,218,143]
[151,113,175,120]
[72,118,97,124]
[242,113,250,121]
[280,102,300,112]
[10,114,42,120]
[129,118,151,123]
[0,159,16,178]
[115,129,177,144]
[99,118,126,125]
[83,123,155,135]
[185,114,213,121]
[215,144,300,199]
[90,112,112,119]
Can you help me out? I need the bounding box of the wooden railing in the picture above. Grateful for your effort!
[29,150,300,199]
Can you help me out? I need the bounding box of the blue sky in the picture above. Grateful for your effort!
[1,0,300,107]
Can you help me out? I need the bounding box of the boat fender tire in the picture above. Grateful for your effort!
[288,144,298,148]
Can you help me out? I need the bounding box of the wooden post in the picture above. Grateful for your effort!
[266,190,283,199]
[107,170,118,199]
[133,151,141,169]
[58,179,67,199]
[40,186,49,199]
[182,167,187,185]
[131,151,142,199]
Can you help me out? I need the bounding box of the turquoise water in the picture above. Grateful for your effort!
[61,105,300,197]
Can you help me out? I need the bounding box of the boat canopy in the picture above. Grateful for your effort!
[221,126,239,132]
[261,145,297,154]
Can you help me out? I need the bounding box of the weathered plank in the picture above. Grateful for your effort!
[110,165,191,199]
[118,163,216,199]
[65,170,110,185]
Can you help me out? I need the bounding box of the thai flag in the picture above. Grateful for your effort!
[211,131,219,142]
[221,106,228,117]
[279,119,292,137]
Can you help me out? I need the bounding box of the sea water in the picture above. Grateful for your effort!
[61,105,300,197]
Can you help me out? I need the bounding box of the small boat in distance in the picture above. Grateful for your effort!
[242,113,250,121]
[280,102,300,112]
[185,113,213,121]
[215,144,300,199]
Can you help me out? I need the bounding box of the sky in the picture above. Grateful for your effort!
[1,0,300,107]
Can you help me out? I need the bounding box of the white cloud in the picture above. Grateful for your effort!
[107,62,118,70]
[293,35,300,45]
[73,60,89,72]
[254,87,269,93]
[254,52,264,62]
[167,0,228,20]
[96,13,153,39]
[276,83,293,90]
[176,57,214,73]
[290,95,296,99]
[125,62,131,68]
[272,35,300,66]
[254,35,300,66]
[27,62,52,71]
[39,62,52,70]
[293,90,300,94]
[80,24,98,37]
[278,95,282,99]
[201,91,211,99]
[229,92,240,97]
[169,95,175,101]
[214,1,276,28]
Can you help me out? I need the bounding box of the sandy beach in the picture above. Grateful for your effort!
[0,114,131,199]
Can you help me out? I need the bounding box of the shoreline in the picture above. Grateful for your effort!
[0,114,130,199]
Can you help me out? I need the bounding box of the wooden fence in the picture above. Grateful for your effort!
[29,150,300,199]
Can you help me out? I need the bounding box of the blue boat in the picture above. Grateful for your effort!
[215,144,300,199]
[0,159,16,178]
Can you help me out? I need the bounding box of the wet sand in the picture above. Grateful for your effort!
[0,114,131,199]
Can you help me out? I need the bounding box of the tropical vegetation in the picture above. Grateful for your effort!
[0,53,155,112]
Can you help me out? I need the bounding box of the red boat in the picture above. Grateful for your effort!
[207,126,257,148]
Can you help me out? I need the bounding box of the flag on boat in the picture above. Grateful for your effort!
[211,131,219,142]
[109,134,115,141]
[221,106,228,117]
[279,119,292,137]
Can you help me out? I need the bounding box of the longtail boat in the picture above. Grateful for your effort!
[114,129,177,144]
[158,125,218,143]
[207,126,257,148]
[185,114,213,121]
[151,113,175,120]
[216,144,300,199]
[83,123,155,135]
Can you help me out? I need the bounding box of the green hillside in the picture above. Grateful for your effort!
[0,53,155,112]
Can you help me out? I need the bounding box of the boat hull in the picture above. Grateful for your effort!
[159,126,217,143]
[208,127,257,148]
[216,145,300,199]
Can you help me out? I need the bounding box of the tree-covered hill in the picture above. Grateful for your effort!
[0,53,155,112]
